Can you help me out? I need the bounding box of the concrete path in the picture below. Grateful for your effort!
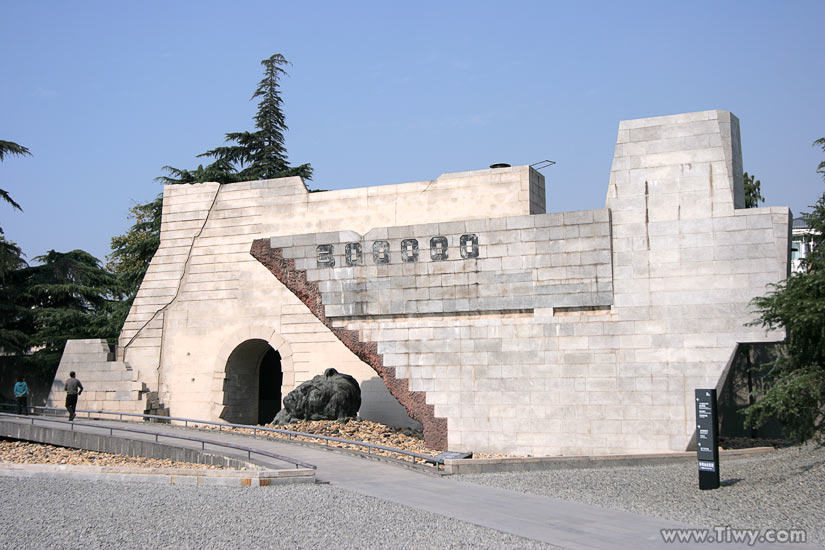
[1,415,807,550]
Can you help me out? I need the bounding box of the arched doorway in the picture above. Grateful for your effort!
[221,339,282,425]
[257,347,282,424]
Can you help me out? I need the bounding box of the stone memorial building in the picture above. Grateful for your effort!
[48,110,790,456]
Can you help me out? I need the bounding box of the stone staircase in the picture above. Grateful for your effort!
[46,339,161,416]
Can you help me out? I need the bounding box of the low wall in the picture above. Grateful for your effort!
[0,419,257,470]
[444,447,775,474]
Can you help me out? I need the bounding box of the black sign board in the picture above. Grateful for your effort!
[695,388,720,490]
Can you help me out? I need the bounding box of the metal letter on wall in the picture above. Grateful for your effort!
[401,239,419,263]
[345,242,362,266]
[373,240,390,264]
[317,244,335,268]
[460,234,479,259]
[430,236,449,261]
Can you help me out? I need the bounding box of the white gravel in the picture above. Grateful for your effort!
[0,477,559,550]
[457,443,825,547]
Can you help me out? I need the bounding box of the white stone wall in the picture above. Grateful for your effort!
[113,167,542,426]
[274,209,612,318]
[50,110,790,456]
[260,110,790,455]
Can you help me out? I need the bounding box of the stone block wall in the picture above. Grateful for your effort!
[57,166,542,428]
[252,110,790,455]
[49,110,791,456]
[47,339,146,414]
[272,208,612,318]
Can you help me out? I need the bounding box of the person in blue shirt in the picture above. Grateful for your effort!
[14,376,29,415]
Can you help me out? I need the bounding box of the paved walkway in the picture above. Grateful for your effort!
[1,415,807,549]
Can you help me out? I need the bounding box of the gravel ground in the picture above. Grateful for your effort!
[198,419,440,463]
[0,439,232,469]
[457,443,825,547]
[0,477,559,550]
[198,418,513,460]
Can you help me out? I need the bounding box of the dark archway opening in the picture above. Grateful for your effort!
[221,339,282,425]
[258,348,282,424]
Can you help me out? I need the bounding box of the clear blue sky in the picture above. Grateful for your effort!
[2,0,824,263]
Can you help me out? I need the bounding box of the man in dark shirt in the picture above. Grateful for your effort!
[65,371,83,421]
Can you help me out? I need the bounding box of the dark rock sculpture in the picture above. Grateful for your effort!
[273,368,361,424]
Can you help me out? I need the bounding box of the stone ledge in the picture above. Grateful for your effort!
[0,419,313,484]
[0,463,314,487]
[443,446,774,474]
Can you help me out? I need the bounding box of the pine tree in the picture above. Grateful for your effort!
[0,139,30,239]
[816,138,825,180]
[19,250,121,377]
[0,140,30,162]
[159,54,312,185]
[746,138,825,442]
[0,140,30,357]
[744,172,765,208]
[106,195,163,332]
[0,237,30,354]
[111,55,314,335]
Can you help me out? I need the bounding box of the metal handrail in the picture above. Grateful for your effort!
[0,411,316,470]
[2,404,443,468]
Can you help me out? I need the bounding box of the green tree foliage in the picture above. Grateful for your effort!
[159,54,312,185]
[0,139,28,358]
[816,138,825,180]
[0,238,27,282]
[16,250,122,377]
[0,238,30,354]
[0,140,30,263]
[0,233,26,285]
[0,140,29,213]
[106,195,163,332]
[746,139,825,442]
[0,140,128,386]
[0,141,31,355]
[0,140,30,162]
[743,171,765,208]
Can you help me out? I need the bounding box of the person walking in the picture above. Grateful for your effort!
[14,376,29,415]
[65,371,83,421]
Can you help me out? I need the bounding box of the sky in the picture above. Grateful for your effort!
[2,0,824,263]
